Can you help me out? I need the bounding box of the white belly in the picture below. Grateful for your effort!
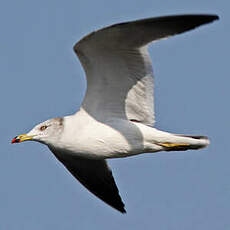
[58,115,163,159]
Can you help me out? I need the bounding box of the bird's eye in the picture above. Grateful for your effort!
[40,125,48,131]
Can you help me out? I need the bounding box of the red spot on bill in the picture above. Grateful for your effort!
[11,136,20,144]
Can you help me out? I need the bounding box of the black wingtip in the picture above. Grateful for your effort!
[214,15,220,22]
[112,200,126,214]
[211,14,219,21]
[119,206,127,214]
[203,14,219,23]
[191,14,219,29]
[169,14,220,27]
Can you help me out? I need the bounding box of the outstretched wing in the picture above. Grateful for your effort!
[74,14,218,126]
[50,148,126,213]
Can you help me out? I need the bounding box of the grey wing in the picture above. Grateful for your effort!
[74,14,218,126]
[51,148,126,213]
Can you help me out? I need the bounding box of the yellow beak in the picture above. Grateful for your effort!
[11,134,33,143]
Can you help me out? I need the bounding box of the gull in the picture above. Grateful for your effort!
[12,14,218,213]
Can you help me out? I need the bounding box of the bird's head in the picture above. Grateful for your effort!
[11,117,64,146]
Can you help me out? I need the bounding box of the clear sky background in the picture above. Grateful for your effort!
[0,0,228,229]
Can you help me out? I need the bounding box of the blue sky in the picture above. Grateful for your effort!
[1,0,229,229]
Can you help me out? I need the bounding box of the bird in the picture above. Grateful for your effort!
[12,14,219,213]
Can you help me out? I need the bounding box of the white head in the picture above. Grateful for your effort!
[11,117,64,146]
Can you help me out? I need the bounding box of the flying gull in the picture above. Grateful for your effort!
[12,14,219,213]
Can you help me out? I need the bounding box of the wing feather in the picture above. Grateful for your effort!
[50,148,126,213]
[74,14,218,125]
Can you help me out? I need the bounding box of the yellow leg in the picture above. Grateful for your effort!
[158,143,190,148]
[157,142,193,151]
